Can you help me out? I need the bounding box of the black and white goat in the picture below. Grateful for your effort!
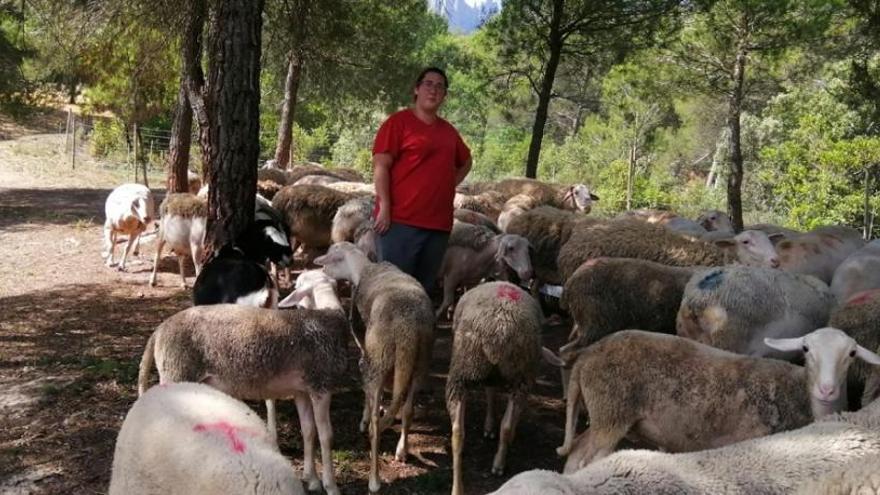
[192,198,293,308]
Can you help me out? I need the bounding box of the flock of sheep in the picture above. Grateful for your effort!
[98,161,880,494]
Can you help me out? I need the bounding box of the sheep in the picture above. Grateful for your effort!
[453,190,506,220]
[556,328,880,473]
[505,206,600,286]
[830,239,880,303]
[102,183,156,271]
[285,165,363,185]
[258,167,289,186]
[491,397,880,495]
[137,272,350,495]
[776,225,866,283]
[293,174,342,186]
[561,257,701,350]
[696,209,735,233]
[446,282,544,495]
[330,195,378,260]
[677,266,836,360]
[148,193,207,288]
[109,382,305,495]
[615,208,677,224]
[313,242,434,493]
[797,452,880,495]
[186,170,202,194]
[478,178,599,212]
[323,181,375,196]
[436,222,533,319]
[497,193,541,232]
[271,185,356,262]
[557,219,780,283]
[828,289,880,410]
[453,208,500,233]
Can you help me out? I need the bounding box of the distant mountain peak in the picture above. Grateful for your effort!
[427,0,502,33]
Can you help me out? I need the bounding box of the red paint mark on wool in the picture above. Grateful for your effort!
[193,422,248,453]
[497,285,522,302]
[846,289,880,307]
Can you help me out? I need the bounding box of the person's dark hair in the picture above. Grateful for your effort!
[415,67,449,90]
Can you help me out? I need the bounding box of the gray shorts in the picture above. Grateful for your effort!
[377,222,449,294]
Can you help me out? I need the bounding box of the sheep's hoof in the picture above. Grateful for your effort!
[324,485,340,495]
[148,280,157,287]
[556,445,569,456]
[306,477,322,491]
[394,445,408,462]
[483,429,496,439]
[368,477,381,493]
[491,464,505,476]
[116,265,127,272]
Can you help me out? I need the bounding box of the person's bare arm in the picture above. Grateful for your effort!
[455,157,472,186]
[373,153,393,235]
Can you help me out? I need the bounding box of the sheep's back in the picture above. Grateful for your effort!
[160,193,207,218]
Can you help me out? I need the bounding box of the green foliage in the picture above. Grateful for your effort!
[89,118,127,157]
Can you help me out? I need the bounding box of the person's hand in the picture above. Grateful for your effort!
[374,204,391,235]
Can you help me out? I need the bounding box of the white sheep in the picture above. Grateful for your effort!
[109,382,304,495]
[148,193,207,288]
[102,183,156,271]
[830,239,880,303]
[314,242,434,493]
[491,396,880,495]
[137,271,349,495]
[446,282,545,495]
[776,225,866,284]
[557,328,880,473]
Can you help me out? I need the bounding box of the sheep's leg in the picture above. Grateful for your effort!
[435,274,457,320]
[492,391,524,476]
[148,237,164,286]
[557,380,582,456]
[360,387,372,433]
[191,241,204,277]
[294,392,321,492]
[177,255,188,288]
[310,391,339,495]
[483,387,497,439]
[118,232,139,271]
[394,378,418,461]
[367,381,383,493]
[265,399,278,444]
[562,425,628,474]
[449,397,466,495]
[103,223,115,266]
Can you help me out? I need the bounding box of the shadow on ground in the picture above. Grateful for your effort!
[0,281,571,494]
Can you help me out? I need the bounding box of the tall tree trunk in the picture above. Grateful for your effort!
[726,48,747,232]
[182,0,210,178]
[273,51,304,169]
[524,0,563,179]
[203,0,264,257]
[627,142,637,210]
[166,82,193,193]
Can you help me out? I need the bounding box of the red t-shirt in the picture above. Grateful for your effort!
[372,109,471,232]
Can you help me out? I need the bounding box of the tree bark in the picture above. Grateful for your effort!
[182,0,210,178]
[524,0,564,179]
[726,48,747,232]
[273,50,304,169]
[203,0,264,258]
[627,142,637,210]
[166,82,193,193]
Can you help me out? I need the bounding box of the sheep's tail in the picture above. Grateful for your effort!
[378,332,419,431]
[137,332,157,396]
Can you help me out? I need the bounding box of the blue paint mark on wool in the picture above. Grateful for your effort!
[698,270,724,291]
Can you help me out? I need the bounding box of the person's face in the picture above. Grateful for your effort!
[414,72,447,113]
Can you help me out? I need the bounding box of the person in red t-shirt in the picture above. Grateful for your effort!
[372,67,472,293]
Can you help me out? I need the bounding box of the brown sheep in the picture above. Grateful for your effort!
[271,185,355,261]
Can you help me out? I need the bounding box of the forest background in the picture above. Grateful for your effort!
[1,0,879,234]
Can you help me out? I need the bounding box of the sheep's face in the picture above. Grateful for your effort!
[279,269,337,309]
[715,230,779,268]
[697,210,735,234]
[496,235,533,283]
[314,242,359,281]
[766,327,880,406]
[262,225,293,267]
[568,184,599,212]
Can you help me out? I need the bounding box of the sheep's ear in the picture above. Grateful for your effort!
[589,192,599,201]
[277,289,306,308]
[764,336,804,353]
[768,232,786,241]
[313,254,330,266]
[856,345,880,365]
[542,347,566,367]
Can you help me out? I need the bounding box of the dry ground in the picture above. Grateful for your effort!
[0,109,571,494]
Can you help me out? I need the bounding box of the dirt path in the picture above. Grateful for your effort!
[0,129,570,494]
